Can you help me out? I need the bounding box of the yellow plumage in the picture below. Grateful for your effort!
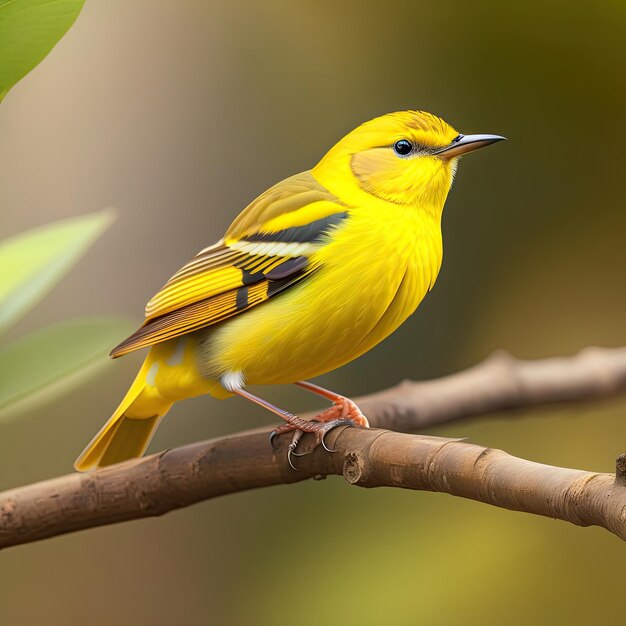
[75,110,504,471]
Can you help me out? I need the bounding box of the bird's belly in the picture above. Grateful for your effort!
[196,226,440,386]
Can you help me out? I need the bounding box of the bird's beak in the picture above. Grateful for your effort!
[436,134,506,159]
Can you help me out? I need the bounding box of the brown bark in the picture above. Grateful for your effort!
[2,346,626,550]
[1,428,625,549]
[353,347,626,432]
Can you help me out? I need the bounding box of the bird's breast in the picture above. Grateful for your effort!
[314,204,443,363]
[199,205,443,385]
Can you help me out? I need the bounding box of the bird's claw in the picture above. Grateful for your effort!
[318,419,358,452]
[287,430,305,470]
[287,446,299,471]
[270,396,369,469]
[271,418,362,469]
[269,430,278,449]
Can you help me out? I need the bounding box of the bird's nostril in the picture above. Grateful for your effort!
[452,134,464,143]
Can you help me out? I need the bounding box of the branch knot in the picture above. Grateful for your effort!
[343,452,369,485]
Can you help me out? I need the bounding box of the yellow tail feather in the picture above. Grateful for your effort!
[74,358,172,472]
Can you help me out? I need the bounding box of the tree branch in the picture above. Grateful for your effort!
[353,346,626,432]
[2,345,626,550]
[1,428,625,549]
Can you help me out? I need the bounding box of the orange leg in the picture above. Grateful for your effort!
[295,381,370,428]
[229,382,369,470]
[272,381,369,461]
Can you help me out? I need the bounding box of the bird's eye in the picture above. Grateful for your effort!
[393,139,413,156]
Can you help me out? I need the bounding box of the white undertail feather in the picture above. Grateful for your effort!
[221,370,246,392]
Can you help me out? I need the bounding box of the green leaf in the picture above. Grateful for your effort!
[0,208,115,335]
[0,317,133,422]
[0,0,86,102]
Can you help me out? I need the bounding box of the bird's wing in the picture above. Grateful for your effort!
[110,171,348,357]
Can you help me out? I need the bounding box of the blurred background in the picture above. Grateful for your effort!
[2,0,626,623]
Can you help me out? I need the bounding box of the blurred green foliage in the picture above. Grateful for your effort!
[0,209,114,333]
[0,212,131,420]
[0,0,85,101]
[0,3,128,422]
[0,316,130,422]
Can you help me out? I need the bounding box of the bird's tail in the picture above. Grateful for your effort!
[74,356,173,472]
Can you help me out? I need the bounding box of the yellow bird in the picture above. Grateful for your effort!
[75,110,504,471]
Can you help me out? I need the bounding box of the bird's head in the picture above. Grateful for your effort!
[313,110,504,212]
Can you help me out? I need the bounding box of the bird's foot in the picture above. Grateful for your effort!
[270,397,369,470]
[312,396,370,429]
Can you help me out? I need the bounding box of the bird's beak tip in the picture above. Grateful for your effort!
[438,133,506,158]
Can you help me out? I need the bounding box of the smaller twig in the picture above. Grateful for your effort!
[349,347,626,433]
